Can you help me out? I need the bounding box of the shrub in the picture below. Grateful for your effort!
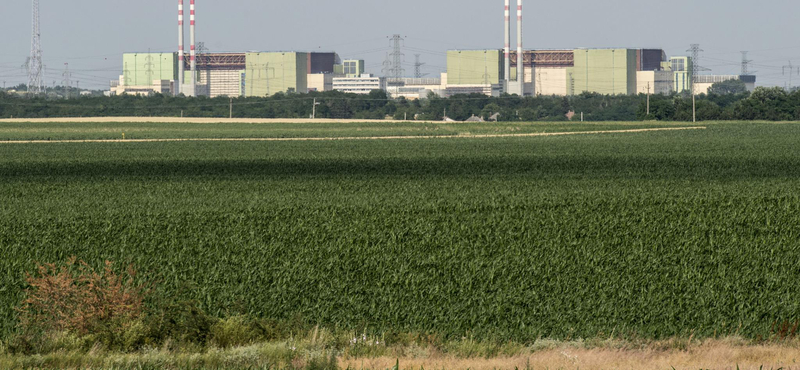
[14,258,147,353]
[210,316,260,348]
[143,299,217,346]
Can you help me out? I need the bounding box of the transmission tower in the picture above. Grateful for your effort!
[144,50,155,85]
[413,54,427,79]
[388,34,405,84]
[382,52,392,76]
[740,51,752,75]
[782,61,799,91]
[27,0,44,94]
[62,63,71,99]
[687,44,703,94]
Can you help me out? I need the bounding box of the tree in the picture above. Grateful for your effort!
[708,79,748,95]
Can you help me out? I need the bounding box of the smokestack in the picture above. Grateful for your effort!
[504,0,510,93]
[178,0,184,95]
[190,0,196,96]
[517,0,524,96]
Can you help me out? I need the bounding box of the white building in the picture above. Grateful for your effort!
[332,74,386,94]
[637,70,674,95]
[534,67,568,96]
[110,77,174,96]
[308,74,334,92]
[197,70,244,98]
[694,75,756,95]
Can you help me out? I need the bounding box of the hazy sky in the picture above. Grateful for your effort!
[1,0,798,89]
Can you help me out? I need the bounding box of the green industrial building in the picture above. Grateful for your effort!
[570,49,637,95]
[669,56,693,94]
[334,60,365,77]
[446,50,505,85]
[121,53,178,86]
[245,52,308,97]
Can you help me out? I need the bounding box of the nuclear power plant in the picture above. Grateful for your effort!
[108,1,756,98]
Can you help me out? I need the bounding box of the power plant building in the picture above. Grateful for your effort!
[334,60,366,77]
[510,50,573,96]
[120,53,178,87]
[446,50,505,86]
[307,52,339,74]
[570,49,638,95]
[245,52,309,97]
[636,70,674,95]
[694,75,757,95]
[669,56,693,94]
[332,74,386,94]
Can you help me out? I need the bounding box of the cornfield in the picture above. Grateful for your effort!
[0,122,798,342]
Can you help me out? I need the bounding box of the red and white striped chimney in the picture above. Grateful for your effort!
[190,0,196,96]
[504,0,510,93]
[178,0,184,95]
[517,0,524,96]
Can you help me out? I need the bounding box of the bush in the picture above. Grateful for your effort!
[144,299,217,346]
[13,258,147,353]
[210,316,261,348]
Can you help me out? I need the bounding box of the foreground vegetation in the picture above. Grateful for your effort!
[1,121,799,368]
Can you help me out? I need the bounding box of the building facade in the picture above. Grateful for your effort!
[446,50,504,86]
[636,70,674,95]
[334,60,365,77]
[669,56,693,94]
[307,73,334,92]
[245,52,308,97]
[332,74,386,94]
[121,53,178,87]
[571,49,637,95]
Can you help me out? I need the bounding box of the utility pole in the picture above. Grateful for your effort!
[312,98,321,119]
[229,97,233,119]
[646,82,650,116]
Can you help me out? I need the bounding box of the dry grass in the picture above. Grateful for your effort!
[0,117,403,124]
[2,337,799,369]
[341,339,800,370]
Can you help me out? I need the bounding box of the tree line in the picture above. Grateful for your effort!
[1,81,799,121]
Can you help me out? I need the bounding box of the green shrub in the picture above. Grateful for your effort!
[211,316,261,349]
[144,300,218,346]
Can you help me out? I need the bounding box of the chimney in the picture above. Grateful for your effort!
[517,0,524,96]
[190,0,196,96]
[504,0,510,93]
[178,0,184,95]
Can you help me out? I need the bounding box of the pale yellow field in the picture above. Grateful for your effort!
[0,117,401,124]
[340,340,800,370]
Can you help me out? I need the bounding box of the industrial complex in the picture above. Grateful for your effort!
[107,0,756,99]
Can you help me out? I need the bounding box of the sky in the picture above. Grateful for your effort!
[1,0,799,89]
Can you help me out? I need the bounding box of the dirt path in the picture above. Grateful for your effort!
[0,127,706,144]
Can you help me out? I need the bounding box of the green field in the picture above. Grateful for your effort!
[0,120,693,140]
[1,121,799,343]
